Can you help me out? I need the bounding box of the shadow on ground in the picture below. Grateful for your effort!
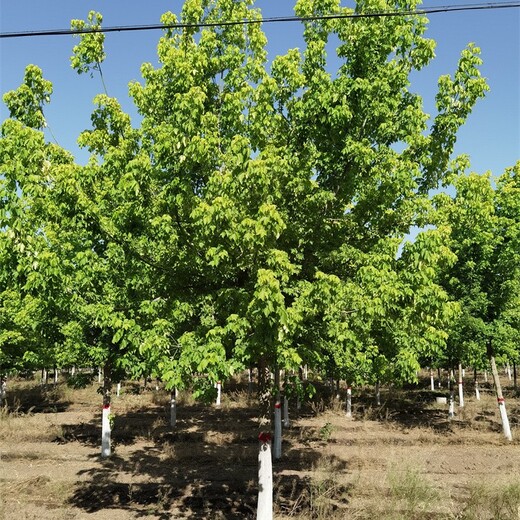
[53,386,351,519]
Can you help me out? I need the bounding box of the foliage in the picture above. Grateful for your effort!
[0,0,495,400]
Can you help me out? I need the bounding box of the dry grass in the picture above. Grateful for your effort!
[0,374,519,520]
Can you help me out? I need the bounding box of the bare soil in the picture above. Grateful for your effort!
[0,376,519,519]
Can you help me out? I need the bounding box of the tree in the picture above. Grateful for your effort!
[1,1,489,437]
[434,163,520,440]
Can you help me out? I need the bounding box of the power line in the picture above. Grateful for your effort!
[1,2,519,39]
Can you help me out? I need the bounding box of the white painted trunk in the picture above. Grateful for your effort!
[484,370,488,383]
[375,381,381,406]
[475,381,480,401]
[346,386,352,418]
[216,381,221,406]
[274,401,282,459]
[54,368,58,385]
[448,391,455,418]
[101,405,111,458]
[458,364,464,408]
[170,389,177,428]
[498,398,513,441]
[303,365,308,381]
[0,376,6,407]
[448,372,455,419]
[116,382,121,397]
[41,368,48,386]
[430,369,435,391]
[71,366,76,377]
[283,396,290,428]
[506,363,512,380]
[98,367,102,384]
[490,354,513,442]
[257,433,273,520]
[437,368,442,389]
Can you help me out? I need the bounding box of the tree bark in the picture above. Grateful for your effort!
[0,375,7,407]
[257,357,272,422]
[346,385,352,418]
[101,362,112,457]
[273,367,282,459]
[488,341,512,441]
[458,363,464,407]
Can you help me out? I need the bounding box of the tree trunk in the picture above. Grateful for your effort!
[0,375,7,407]
[346,385,352,418]
[474,368,480,401]
[437,367,442,389]
[215,381,222,407]
[375,381,381,406]
[283,396,290,428]
[448,370,455,419]
[248,367,253,396]
[273,367,282,460]
[489,350,512,441]
[101,362,112,458]
[257,357,271,421]
[430,368,435,391]
[170,388,177,429]
[458,363,464,407]
[257,432,273,520]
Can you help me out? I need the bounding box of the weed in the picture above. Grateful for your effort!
[461,479,520,520]
[307,456,350,519]
[387,465,439,519]
[319,422,335,442]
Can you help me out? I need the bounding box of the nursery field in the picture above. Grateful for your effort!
[0,375,519,520]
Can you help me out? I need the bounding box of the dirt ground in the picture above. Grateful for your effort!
[0,376,519,519]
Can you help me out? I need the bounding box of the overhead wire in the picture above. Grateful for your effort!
[1,1,519,39]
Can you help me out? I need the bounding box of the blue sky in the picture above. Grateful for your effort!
[1,0,519,176]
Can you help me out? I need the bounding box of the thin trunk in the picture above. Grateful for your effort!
[215,381,222,407]
[257,433,273,520]
[303,364,308,381]
[248,367,253,396]
[448,370,455,419]
[506,363,512,381]
[489,349,512,441]
[71,366,76,377]
[335,379,340,400]
[258,358,271,421]
[41,368,48,386]
[101,362,112,458]
[170,388,177,429]
[283,396,290,428]
[54,367,58,386]
[0,375,7,407]
[98,367,102,385]
[346,386,352,418]
[437,367,442,389]
[458,363,464,408]
[474,368,480,401]
[430,368,435,391]
[273,368,282,460]
[375,381,381,406]
[116,382,121,397]
[484,370,488,383]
